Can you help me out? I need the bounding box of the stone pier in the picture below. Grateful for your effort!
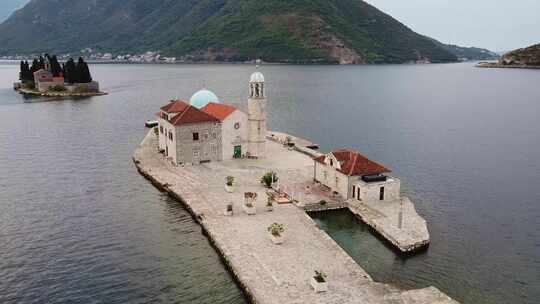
[133,130,459,304]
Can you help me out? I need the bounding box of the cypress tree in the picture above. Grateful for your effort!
[76,57,92,83]
[19,61,24,81]
[64,58,77,84]
[50,55,63,77]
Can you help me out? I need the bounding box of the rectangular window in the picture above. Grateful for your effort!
[357,187,361,200]
[193,132,199,141]
[169,131,173,140]
[203,132,209,140]
[160,126,163,134]
[352,186,356,198]
[380,187,385,201]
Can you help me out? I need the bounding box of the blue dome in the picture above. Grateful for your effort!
[190,89,220,109]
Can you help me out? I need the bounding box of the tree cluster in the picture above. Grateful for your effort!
[19,54,93,84]
[63,57,92,84]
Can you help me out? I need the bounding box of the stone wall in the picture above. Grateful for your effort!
[352,177,401,202]
[175,122,222,165]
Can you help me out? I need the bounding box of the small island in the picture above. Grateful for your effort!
[13,54,106,97]
[477,43,540,69]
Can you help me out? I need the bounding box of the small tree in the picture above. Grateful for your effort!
[226,176,235,186]
[314,271,327,283]
[267,223,285,237]
[260,171,278,188]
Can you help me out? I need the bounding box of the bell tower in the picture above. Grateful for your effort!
[247,69,267,158]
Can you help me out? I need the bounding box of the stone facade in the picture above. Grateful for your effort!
[158,115,222,165]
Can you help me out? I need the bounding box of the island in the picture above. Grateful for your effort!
[133,69,459,303]
[477,43,540,69]
[13,54,106,97]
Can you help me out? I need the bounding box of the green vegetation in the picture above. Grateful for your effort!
[501,43,540,66]
[0,0,465,63]
[261,172,278,188]
[314,270,327,283]
[18,54,93,85]
[267,223,285,237]
[48,85,66,92]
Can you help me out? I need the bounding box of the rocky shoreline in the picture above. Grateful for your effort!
[14,86,107,97]
[476,62,540,69]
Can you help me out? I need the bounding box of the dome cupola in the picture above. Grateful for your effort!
[189,89,220,109]
[250,71,265,83]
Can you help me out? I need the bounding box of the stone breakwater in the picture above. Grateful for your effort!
[133,130,459,304]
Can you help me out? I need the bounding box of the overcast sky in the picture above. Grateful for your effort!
[367,0,539,51]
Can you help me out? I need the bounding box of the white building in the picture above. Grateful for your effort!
[247,71,267,158]
[313,149,401,202]
[201,102,248,160]
[156,70,266,165]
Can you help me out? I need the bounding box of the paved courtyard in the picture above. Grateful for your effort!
[134,131,458,304]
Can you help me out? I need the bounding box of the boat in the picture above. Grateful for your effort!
[145,120,158,128]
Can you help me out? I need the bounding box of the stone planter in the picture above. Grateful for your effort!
[270,234,284,245]
[310,277,328,293]
[243,204,256,215]
[225,184,235,193]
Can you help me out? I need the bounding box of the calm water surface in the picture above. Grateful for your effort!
[0,62,539,304]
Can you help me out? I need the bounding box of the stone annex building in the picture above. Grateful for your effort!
[313,149,401,202]
[157,70,267,165]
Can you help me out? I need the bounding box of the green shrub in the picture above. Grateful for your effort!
[261,171,278,188]
[48,85,67,92]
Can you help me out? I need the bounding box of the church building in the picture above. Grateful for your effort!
[156,70,267,165]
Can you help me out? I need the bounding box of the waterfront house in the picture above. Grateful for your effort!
[313,149,401,202]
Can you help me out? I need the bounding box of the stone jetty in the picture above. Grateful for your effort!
[133,130,459,304]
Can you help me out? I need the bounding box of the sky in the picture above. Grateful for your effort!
[366,0,539,52]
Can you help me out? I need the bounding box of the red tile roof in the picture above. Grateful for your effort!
[160,100,189,113]
[314,149,391,176]
[158,100,220,126]
[201,102,237,121]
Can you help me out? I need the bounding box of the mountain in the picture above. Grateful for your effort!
[0,0,460,64]
[500,43,540,66]
[0,0,29,22]
[440,44,499,61]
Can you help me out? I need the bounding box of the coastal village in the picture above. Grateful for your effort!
[134,69,457,303]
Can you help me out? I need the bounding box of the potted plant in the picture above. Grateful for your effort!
[285,136,295,149]
[224,203,233,216]
[260,171,278,189]
[243,192,257,215]
[243,201,256,215]
[267,223,285,244]
[310,271,328,293]
[266,197,273,212]
[225,176,235,193]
